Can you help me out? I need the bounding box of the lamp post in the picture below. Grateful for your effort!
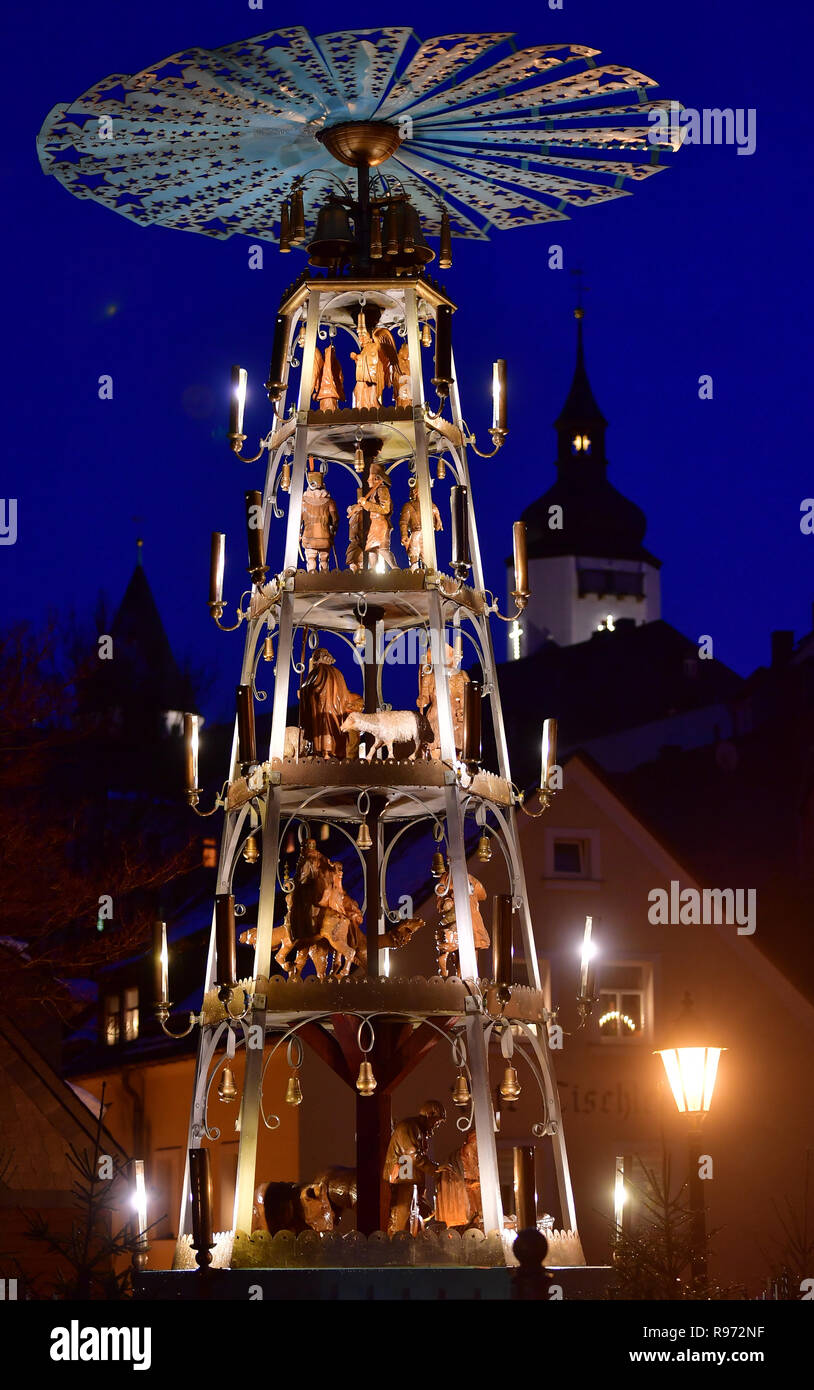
[654,994,724,1288]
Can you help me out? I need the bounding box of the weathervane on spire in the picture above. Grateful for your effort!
[571,267,590,319]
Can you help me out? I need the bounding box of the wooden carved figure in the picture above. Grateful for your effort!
[361,460,396,570]
[417,641,469,758]
[345,489,365,572]
[311,343,344,412]
[436,1129,483,1231]
[298,647,361,757]
[300,460,338,572]
[395,341,412,406]
[434,870,489,978]
[399,481,442,571]
[350,322,399,408]
[382,1099,448,1235]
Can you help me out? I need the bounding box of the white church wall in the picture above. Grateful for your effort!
[508,555,661,657]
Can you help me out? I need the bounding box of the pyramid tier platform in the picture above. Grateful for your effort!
[268,408,463,463]
[226,759,514,818]
[202,975,548,1027]
[249,569,485,629]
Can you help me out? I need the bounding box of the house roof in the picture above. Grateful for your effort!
[572,739,814,1007]
[497,619,745,788]
[0,1014,129,1194]
[110,561,193,713]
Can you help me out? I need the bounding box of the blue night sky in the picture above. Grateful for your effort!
[5,0,812,721]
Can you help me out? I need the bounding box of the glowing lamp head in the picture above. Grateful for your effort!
[655,994,724,1115]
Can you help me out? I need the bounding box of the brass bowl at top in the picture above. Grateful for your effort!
[318,120,402,168]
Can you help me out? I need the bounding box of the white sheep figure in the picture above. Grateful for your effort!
[340,709,431,762]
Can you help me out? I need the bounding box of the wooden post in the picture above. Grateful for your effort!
[355,1084,392,1234]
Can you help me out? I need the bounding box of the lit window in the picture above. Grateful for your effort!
[104,995,120,1046]
[571,434,591,453]
[598,964,651,1042]
[123,986,139,1042]
[202,837,217,868]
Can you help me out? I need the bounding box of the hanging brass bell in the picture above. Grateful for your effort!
[307,198,356,268]
[319,822,330,841]
[243,834,259,865]
[285,1075,303,1106]
[262,634,274,662]
[218,1064,238,1104]
[353,445,365,473]
[399,201,434,267]
[452,1072,471,1108]
[436,456,447,481]
[477,831,492,863]
[356,1059,377,1096]
[499,1065,522,1102]
[357,820,373,851]
[439,208,453,269]
[297,321,306,348]
[431,849,446,878]
[421,320,432,348]
[353,623,367,650]
[279,200,291,253]
[280,461,291,492]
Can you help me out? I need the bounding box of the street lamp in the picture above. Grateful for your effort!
[654,993,725,1287]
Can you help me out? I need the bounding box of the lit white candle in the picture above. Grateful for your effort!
[540,717,557,791]
[184,713,200,792]
[209,533,225,608]
[229,365,248,437]
[153,920,169,1005]
[133,1159,148,1245]
[579,915,594,997]
[492,359,507,432]
[160,923,169,1003]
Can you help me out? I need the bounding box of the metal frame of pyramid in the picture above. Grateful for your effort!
[38,26,684,1275]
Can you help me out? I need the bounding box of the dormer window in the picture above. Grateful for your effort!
[571,434,591,453]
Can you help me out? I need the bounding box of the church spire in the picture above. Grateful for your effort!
[554,307,608,472]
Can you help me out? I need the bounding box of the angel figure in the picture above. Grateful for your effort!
[311,344,345,413]
[350,322,400,408]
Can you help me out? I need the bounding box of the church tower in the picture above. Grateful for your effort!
[507,309,661,659]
